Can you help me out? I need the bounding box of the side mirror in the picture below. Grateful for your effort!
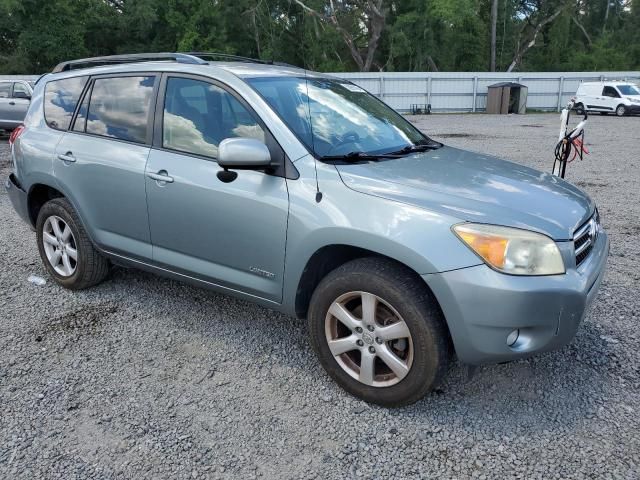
[13,91,31,100]
[217,138,272,183]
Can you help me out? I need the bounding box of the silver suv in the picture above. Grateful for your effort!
[0,79,33,131]
[6,53,609,406]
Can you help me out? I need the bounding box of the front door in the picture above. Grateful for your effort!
[8,82,31,123]
[145,75,289,302]
[0,82,18,128]
[602,86,621,112]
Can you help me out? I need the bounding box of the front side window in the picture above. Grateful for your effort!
[617,84,640,96]
[13,82,30,98]
[247,76,429,158]
[162,77,265,158]
[85,76,155,143]
[44,76,88,130]
[602,86,620,98]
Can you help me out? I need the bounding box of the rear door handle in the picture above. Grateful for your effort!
[147,170,174,183]
[57,152,76,163]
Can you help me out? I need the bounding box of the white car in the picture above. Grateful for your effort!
[574,81,640,116]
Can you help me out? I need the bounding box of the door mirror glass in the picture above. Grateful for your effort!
[218,138,272,170]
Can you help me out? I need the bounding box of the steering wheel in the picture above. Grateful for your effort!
[333,131,361,149]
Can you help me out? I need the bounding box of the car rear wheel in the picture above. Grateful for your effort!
[307,257,451,407]
[574,103,585,115]
[616,105,626,117]
[36,198,109,290]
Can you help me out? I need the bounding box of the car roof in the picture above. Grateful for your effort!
[581,81,633,86]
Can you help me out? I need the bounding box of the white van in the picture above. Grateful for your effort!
[574,81,640,116]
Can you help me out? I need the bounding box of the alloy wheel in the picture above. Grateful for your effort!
[325,291,414,387]
[42,215,78,277]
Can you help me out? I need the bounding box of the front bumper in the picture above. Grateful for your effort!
[624,104,640,114]
[5,173,31,226]
[425,229,609,365]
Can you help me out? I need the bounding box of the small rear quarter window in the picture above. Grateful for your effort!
[44,76,88,130]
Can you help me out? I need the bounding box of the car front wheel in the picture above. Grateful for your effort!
[308,258,451,407]
[616,105,626,117]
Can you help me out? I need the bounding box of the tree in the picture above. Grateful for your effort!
[293,0,388,71]
[0,0,638,74]
[490,0,498,71]
[506,0,570,72]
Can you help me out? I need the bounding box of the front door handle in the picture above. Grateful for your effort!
[147,170,174,184]
[57,152,76,163]
[9,101,15,106]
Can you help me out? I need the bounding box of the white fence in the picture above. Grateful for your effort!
[5,71,640,113]
[328,71,640,113]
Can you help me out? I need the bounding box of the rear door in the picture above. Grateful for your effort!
[582,85,601,111]
[144,74,289,302]
[53,74,158,260]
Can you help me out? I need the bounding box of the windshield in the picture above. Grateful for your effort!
[246,76,430,158]
[617,84,640,96]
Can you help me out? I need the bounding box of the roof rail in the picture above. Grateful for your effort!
[51,52,208,73]
[184,52,270,64]
[185,52,296,68]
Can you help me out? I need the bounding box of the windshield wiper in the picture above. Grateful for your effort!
[320,142,442,163]
[320,151,402,162]
[388,142,442,156]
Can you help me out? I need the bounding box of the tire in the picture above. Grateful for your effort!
[36,198,109,290]
[616,104,626,117]
[307,257,451,407]
[574,103,585,116]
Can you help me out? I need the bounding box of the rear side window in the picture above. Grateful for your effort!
[44,76,88,130]
[0,83,12,98]
[72,90,90,133]
[85,76,155,144]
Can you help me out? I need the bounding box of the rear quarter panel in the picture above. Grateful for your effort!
[12,84,65,214]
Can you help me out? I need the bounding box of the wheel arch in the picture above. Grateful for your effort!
[293,244,443,321]
[27,182,97,249]
[27,183,65,227]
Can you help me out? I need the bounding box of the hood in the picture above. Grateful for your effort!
[336,146,594,240]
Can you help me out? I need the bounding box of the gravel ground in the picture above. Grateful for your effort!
[1,114,639,479]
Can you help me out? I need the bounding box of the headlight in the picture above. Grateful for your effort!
[453,223,565,275]
[630,98,640,104]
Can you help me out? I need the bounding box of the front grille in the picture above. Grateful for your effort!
[573,212,598,267]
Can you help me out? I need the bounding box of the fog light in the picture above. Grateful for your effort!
[506,329,520,347]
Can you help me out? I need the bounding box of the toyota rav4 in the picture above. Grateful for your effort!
[6,53,609,406]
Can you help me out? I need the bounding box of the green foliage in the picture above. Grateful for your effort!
[0,0,638,74]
